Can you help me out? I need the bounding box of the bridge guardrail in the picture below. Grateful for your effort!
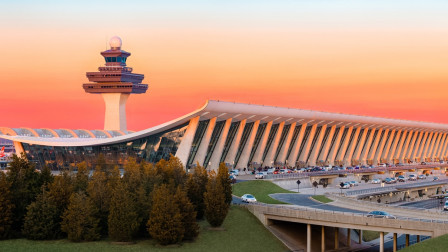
[345,179,448,196]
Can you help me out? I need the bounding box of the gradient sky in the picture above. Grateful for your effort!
[1,0,448,131]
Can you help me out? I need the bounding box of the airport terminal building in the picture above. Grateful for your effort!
[2,37,448,171]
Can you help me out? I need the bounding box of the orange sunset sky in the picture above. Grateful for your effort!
[1,1,448,131]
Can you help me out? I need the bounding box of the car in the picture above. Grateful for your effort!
[385,178,396,184]
[267,168,275,174]
[366,211,396,219]
[421,162,427,165]
[241,194,257,203]
[444,201,448,211]
[408,174,417,181]
[229,174,236,180]
[349,181,359,187]
[230,169,239,176]
[418,174,426,180]
[273,170,279,174]
[397,175,407,182]
[433,176,439,181]
[340,182,351,189]
[371,178,381,184]
[378,163,386,167]
[255,172,266,179]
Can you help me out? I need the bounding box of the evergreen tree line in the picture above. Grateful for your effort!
[0,154,232,245]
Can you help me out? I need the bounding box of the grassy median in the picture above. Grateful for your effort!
[232,180,295,204]
[0,206,288,252]
[311,195,333,203]
[401,234,447,252]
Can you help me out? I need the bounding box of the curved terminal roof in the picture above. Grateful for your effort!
[2,100,448,147]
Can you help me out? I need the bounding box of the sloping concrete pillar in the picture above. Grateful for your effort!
[224,119,247,166]
[308,124,328,166]
[208,118,233,171]
[276,122,296,164]
[176,116,200,166]
[287,123,308,166]
[236,120,260,169]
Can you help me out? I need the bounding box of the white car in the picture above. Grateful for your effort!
[340,183,350,189]
[267,168,275,174]
[230,169,239,176]
[241,194,257,203]
[371,178,381,184]
[408,174,417,181]
[255,172,266,179]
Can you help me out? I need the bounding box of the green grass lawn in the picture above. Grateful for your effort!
[362,230,388,242]
[311,195,333,203]
[401,234,448,252]
[232,180,295,204]
[0,206,288,252]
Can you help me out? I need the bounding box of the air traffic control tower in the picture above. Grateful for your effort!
[83,36,148,132]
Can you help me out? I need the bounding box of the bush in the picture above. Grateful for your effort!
[217,162,232,206]
[175,187,199,240]
[61,192,100,242]
[147,184,184,245]
[186,165,208,219]
[204,174,229,227]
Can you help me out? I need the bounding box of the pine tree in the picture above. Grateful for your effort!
[61,192,100,242]
[108,179,139,242]
[217,162,232,206]
[87,167,110,236]
[22,188,60,240]
[204,174,229,227]
[147,184,184,245]
[7,153,42,236]
[0,173,14,239]
[174,187,199,240]
[186,164,208,219]
[39,166,54,187]
[73,162,89,193]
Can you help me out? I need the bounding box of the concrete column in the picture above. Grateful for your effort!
[335,126,354,164]
[387,130,402,163]
[102,93,130,132]
[421,132,434,161]
[307,224,311,252]
[236,120,260,169]
[358,229,362,244]
[287,123,308,166]
[327,126,345,165]
[439,134,448,160]
[343,127,361,165]
[380,129,396,162]
[373,129,390,165]
[417,235,420,242]
[176,116,200,166]
[276,122,296,163]
[224,119,247,166]
[435,133,447,160]
[317,125,336,163]
[409,131,424,161]
[308,124,328,166]
[321,226,325,252]
[347,228,351,247]
[360,128,376,164]
[264,122,285,167]
[13,141,25,156]
[334,227,339,250]
[298,124,318,163]
[353,128,369,162]
[367,128,384,163]
[380,232,384,252]
[399,130,414,163]
[393,233,397,252]
[251,121,273,165]
[208,118,233,171]
[429,132,442,160]
[393,130,408,162]
[194,117,217,166]
[416,132,429,160]
[406,234,410,247]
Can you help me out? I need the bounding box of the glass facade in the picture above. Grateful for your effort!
[220,121,240,163]
[187,120,210,167]
[325,127,340,161]
[203,120,225,168]
[105,57,127,63]
[316,127,332,162]
[306,126,322,163]
[286,125,302,160]
[22,123,189,169]
[274,124,291,161]
[262,124,279,161]
[248,123,267,163]
[234,122,254,165]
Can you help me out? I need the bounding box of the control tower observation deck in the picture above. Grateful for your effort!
[83,36,148,132]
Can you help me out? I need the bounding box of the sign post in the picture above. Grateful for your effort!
[296,179,301,193]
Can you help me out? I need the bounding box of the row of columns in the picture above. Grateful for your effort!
[306,224,421,252]
[178,116,448,170]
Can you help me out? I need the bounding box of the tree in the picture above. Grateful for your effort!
[61,192,100,242]
[174,187,199,240]
[0,173,14,239]
[7,153,42,236]
[217,162,232,206]
[39,166,54,187]
[204,174,229,227]
[155,155,186,188]
[147,184,184,245]
[87,167,110,236]
[47,172,74,231]
[108,179,139,242]
[186,164,208,219]
[22,188,60,240]
[73,162,89,193]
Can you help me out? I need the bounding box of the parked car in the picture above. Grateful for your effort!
[421,162,427,165]
[371,178,381,184]
[418,174,426,180]
[241,194,257,203]
[378,163,387,167]
[366,211,396,219]
[433,176,439,181]
[408,174,417,181]
[273,170,279,174]
[385,178,396,184]
[349,181,359,187]
[340,182,351,189]
[267,168,275,174]
[397,175,407,182]
[255,172,266,179]
[444,200,448,211]
[230,169,239,176]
